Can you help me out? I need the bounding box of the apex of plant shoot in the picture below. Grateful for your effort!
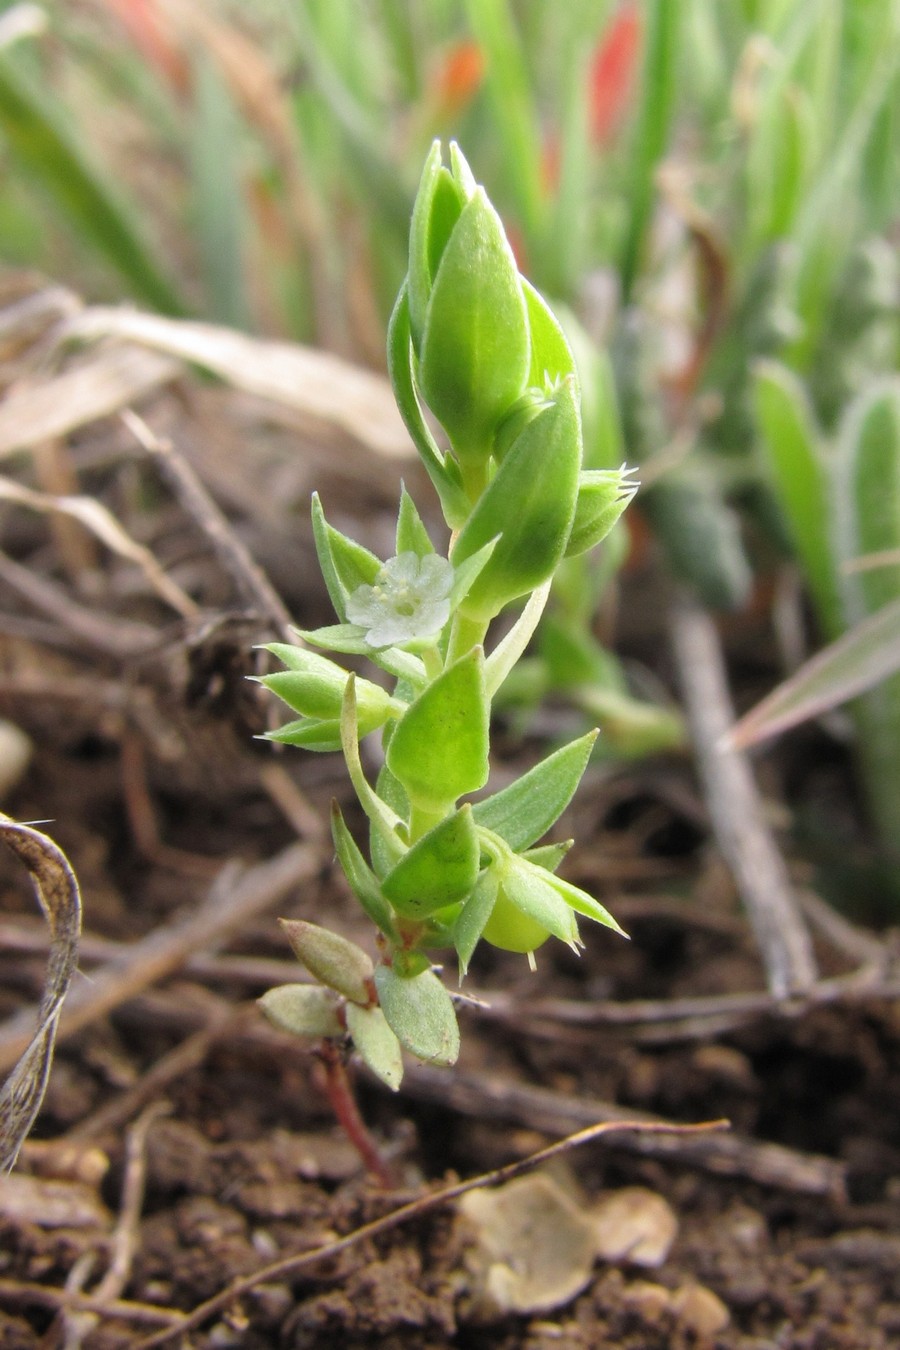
[346,552,454,649]
[406,140,531,469]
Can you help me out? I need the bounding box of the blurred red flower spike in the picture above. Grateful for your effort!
[589,2,642,145]
[101,0,190,94]
[434,40,485,117]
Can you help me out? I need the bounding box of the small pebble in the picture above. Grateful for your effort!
[592,1187,678,1267]
[671,1281,730,1336]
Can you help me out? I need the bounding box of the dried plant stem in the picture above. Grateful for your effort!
[669,590,817,996]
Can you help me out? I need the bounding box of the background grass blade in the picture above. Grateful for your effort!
[0,51,185,313]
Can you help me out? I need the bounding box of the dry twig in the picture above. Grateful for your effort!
[0,842,320,1076]
[669,590,817,996]
[131,1115,729,1349]
[123,410,294,639]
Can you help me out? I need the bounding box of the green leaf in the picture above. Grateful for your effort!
[386,648,490,811]
[278,919,374,1004]
[382,806,479,918]
[331,803,399,939]
[451,377,582,621]
[754,361,841,638]
[345,1003,404,1091]
[387,286,470,529]
[0,54,184,315]
[498,859,579,948]
[258,984,343,1040]
[620,0,679,299]
[190,52,250,328]
[544,873,627,936]
[374,964,460,1066]
[453,867,499,978]
[264,717,342,751]
[296,626,427,688]
[408,141,465,348]
[395,484,436,559]
[522,841,572,873]
[522,279,577,388]
[311,493,381,622]
[370,764,410,881]
[835,379,900,625]
[259,660,397,725]
[472,731,598,851]
[729,596,900,751]
[449,538,500,612]
[419,188,530,463]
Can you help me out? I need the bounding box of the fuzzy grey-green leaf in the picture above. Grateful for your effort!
[258,984,343,1040]
[345,1002,404,1091]
[374,965,460,1066]
[279,919,374,1004]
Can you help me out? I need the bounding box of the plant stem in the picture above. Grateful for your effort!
[447,610,488,665]
[315,1040,394,1188]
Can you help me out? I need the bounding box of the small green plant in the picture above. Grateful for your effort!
[258,142,634,1099]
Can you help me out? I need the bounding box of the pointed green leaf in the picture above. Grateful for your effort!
[522,841,572,872]
[451,377,582,620]
[544,873,627,936]
[264,717,342,751]
[453,867,499,978]
[345,1003,404,1091]
[278,919,374,1004]
[311,493,381,621]
[331,803,399,939]
[472,731,598,851]
[396,484,436,558]
[258,984,343,1040]
[259,663,396,725]
[449,538,499,611]
[370,764,410,880]
[498,860,579,947]
[386,648,489,811]
[387,286,469,528]
[754,360,841,638]
[374,964,460,1066]
[522,278,577,388]
[408,142,464,347]
[483,581,552,698]
[297,626,427,687]
[382,806,479,918]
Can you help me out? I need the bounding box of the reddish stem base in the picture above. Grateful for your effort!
[315,1042,394,1188]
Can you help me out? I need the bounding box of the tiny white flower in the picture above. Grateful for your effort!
[346,552,454,648]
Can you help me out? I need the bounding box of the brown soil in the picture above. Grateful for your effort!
[1,306,899,1349]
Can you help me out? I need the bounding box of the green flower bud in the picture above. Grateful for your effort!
[481,885,553,954]
[564,466,639,558]
[407,141,530,468]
